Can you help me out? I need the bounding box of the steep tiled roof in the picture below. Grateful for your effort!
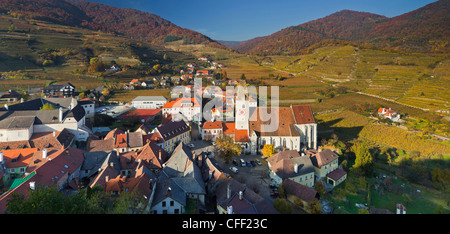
[249,107,299,137]
[29,129,74,150]
[202,121,222,129]
[216,178,278,214]
[327,168,347,181]
[222,122,236,135]
[1,148,38,168]
[291,105,315,124]
[310,149,338,168]
[0,140,31,151]
[282,179,318,203]
[135,141,168,169]
[268,150,314,179]
[87,138,115,152]
[156,120,189,142]
[234,129,250,142]
[115,133,128,148]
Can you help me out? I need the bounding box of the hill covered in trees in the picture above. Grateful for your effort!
[236,0,450,55]
[0,0,225,48]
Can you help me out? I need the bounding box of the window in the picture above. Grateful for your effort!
[170,201,174,206]
[174,209,179,214]
[162,201,166,207]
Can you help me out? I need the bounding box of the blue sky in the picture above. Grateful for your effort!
[88,0,437,41]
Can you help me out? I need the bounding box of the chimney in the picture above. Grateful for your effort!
[294,164,298,174]
[53,131,56,137]
[59,107,63,122]
[42,148,47,159]
[29,181,36,190]
[4,104,8,110]
[159,150,162,162]
[227,206,233,214]
[0,152,3,162]
[110,162,114,167]
[168,186,172,196]
[105,176,109,183]
[239,191,243,200]
[227,182,231,199]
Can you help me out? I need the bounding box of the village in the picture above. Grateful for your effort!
[0,56,409,215]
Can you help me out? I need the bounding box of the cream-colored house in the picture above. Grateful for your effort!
[151,121,191,153]
[267,150,315,188]
[308,148,342,181]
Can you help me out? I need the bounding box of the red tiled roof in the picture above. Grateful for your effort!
[327,168,347,181]
[282,179,318,203]
[310,149,338,168]
[203,121,222,129]
[1,148,38,168]
[222,122,236,135]
[115,133,128,148]
[163,98,200,108]
[235,129,250,142]
[119,109,161,120]
[291,105,315,124]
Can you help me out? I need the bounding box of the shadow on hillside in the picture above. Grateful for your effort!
[317,117,364,141]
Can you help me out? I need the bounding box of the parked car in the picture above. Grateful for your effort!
[246,162,251,167]
[255,159,262,166]
[240,159,246,167]
[188,143,195,148]
[230,167,239,173]
[270,191,279,198]
[250,161,256,167]
[232,159,238,166]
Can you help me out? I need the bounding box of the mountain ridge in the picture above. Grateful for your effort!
[236,0,450,55]
[0,0,226,49]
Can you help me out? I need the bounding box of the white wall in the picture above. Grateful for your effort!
[151,197,184,214]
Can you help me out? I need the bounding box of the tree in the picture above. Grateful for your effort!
[222,70,227,81]
[40,102,55,110]
[351,141,373,176]
[306,198,322,214]
[8,23,15,32]
[262,144,275,157]
[102,88,110,97]
[5,184,145,214]
[214,135,242,163]
[273,198,293,214]
[314,181,325,196]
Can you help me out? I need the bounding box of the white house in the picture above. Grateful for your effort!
[78,99,95,119]
[132,96,167,109]
[0,98,91,142]
[162,98,201,122]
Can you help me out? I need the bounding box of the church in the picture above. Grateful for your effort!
[234,101,317,155]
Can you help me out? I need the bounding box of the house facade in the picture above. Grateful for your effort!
[162,98,201,122]
[267,150,315,188]
[151,121,191,153]
[43,83,75,97]
[132,96,168,109]
[0,98,91,142]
